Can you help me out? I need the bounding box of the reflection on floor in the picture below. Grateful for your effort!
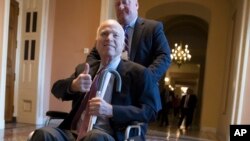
[147,121,219,141]
[0,123,42,141]
[0,122,219,141]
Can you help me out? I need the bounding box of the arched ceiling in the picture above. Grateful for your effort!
[142,1,210,90]
[145,1,211,23]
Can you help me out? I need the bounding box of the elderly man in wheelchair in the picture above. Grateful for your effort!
[28,19,161,141]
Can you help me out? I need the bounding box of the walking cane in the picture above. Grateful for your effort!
[87,68,122,131]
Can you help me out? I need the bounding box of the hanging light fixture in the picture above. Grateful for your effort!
[170,43,191,67]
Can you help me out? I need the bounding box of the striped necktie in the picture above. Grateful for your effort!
[124,26,129,52]
[71,67,105,141]
[122,26,130,60]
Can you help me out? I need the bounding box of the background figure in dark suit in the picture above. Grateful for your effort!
[172,92,180,118]
[87,0,171,82]
[159,88,174,127]
[30,19,161,141]
[178,88,197,130]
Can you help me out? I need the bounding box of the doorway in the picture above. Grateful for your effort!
[5,0,19,122]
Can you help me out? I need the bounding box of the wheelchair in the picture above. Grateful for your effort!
[27,120,142,141]
[27,69,144,140]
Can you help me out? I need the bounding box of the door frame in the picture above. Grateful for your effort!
[0,0,11,129]
[5,0,19,122]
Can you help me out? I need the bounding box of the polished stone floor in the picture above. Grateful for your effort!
[147,121,219,141]
[0,123,42,141]
[0,121,219,141]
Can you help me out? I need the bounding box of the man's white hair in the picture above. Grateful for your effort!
[96,19,124,39]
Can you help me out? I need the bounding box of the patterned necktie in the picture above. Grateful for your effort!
[124,26,129,52]
[122,26,130,60]
[71,68,104,141]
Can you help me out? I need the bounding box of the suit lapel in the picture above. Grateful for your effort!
[116,60,126,78]
[89,61,100,78]
[130,17,144,61]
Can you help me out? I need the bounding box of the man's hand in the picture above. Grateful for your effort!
[88,97,113,117]
[71,63,92,93]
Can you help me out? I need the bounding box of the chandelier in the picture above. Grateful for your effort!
[170,43,191,67]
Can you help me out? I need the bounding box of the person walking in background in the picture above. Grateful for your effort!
[178,88,197,130]
[172,91,180,118]
[159,88,174,127]
[87,0,171,82]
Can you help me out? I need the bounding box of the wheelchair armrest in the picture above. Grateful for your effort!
[27,131,34,141]
[125,122,143,140]
[46,111,69,119]
[45,111,69,126]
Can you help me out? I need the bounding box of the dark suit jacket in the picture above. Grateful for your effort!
[51,60,162,141]
[86,17,171,82]
[180,94,197,112]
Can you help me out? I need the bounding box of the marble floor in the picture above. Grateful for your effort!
[146,121,219,141]
[0,122,219,141]
[0,123,42,141]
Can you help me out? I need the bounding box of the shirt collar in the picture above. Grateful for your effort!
[125,16,137,29]
[99,56,121,71]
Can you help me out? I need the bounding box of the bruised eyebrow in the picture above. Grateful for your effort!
[100,28,121,37]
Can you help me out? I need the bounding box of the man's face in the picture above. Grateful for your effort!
[96,20,125,59]
[114,0,138,25]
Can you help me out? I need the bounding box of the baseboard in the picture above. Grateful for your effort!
[12,117,17,123]
[36,116,47,125]
[5,117,16,123]
[201,127,217,133]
